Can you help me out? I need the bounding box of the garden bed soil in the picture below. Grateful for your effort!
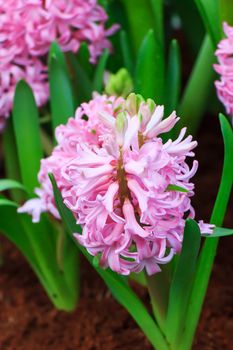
[0,114,232,350]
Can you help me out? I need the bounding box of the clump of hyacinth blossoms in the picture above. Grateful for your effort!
[19,94,214,276]
[0,0,118,131]
[214,22,233,121]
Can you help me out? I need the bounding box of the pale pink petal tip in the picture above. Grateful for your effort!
[19,93,210,276]
[17,198,45,223]
[198,220,215,235]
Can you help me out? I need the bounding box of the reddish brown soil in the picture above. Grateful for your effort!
[0,114,232,350]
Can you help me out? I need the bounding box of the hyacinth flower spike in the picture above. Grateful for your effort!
[19,93,214,276]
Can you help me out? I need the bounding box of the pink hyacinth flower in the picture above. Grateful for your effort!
[18,93,214,276]
[214,22,233,120]
[0,0,119,130]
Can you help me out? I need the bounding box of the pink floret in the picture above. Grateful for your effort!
[214,22,233,118]
[18,94,214,275]
[0,0,119,129]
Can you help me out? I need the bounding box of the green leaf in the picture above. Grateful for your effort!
[164,39,181,115]
[67,52,92,104]
[120,30,133,75]
[165,219,201,346]
[210,114,233,226]
[171,0,204,56]
[135,29,164,103]
[121,0,163,55]
[220,0,233,25]
[0,198,18,207]
[203,227,233,238]
[0,200,79,311]
[93,49,109,93]
[2,119,21,181]
[0,205,44,279]
[76,42,93,78]
[0,179,27,193]
[195,0,221,45]
[2,119,23,202]
[179,114,233,350]
[49,43,75,131]
[49,173,169,350]
[12,80,43,194]
[48,42,67,72]
[179,35,214,134]
[166,184,189,193]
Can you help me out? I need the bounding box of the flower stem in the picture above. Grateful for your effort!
[179,35,215,134]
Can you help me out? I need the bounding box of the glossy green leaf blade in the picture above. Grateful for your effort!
[93,49,109,93]
[120,30,133,75]
[2,119,23,202]
[12,80,43,194]
[2,119,21,182]
[203,227,233,238]
[180,114,233,350]
[0,179,27,193]
[49,44,74,131]
[121,0,163,55]
[172,0,204,56]
[220,0,233,24]
[49,174,169,350]
[210,115,233,225]
[22,213,79,311]
[135,29,164,102]
[0,204,43,278]
[0,204,77,310]
[179,35,214,134]
[165,219,201,346]
[195,0,221,45]
[166,184,189,193]
[49,42,67,72]
[76,43,93,77]
[164,39,181,115]
[67,52,92,104]
[0,198,18,207]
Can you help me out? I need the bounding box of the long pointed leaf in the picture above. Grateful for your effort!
[0,204,43,280]
[93,49,109,92]
[165,219,201,346]
[179,35,214,134]
[120,30,134,75]
[68,52,92,104]
[49,43,75,131]
[203,227,233,238]
[135,29,164,102]
[12,80,43,194]
[164,39,181,115]
[195,0,221,45]
[121,0,163,55]
[0,179,27,193]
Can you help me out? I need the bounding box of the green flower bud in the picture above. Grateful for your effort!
[105,68,133,97]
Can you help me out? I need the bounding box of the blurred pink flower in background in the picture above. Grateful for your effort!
[19,93,214,276]
[214,22,233,120]
[0,0,119,131]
